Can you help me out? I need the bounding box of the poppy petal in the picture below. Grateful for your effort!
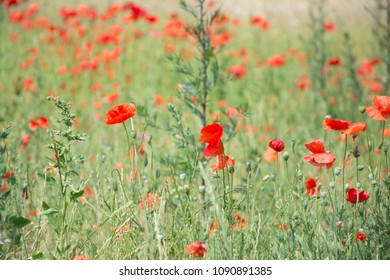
[305,140,325,153]
[342,122,367,135]
[366,106,387,121]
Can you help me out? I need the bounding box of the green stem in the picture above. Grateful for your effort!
[342,135,348,198]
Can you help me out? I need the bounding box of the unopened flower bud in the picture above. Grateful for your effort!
[358,165,365,171]
[199,185,206,194]
[131,131,137,140]
[359,106,366,114]
[329,181,335,189]
[262,175,270,182]
[334,167,342,176]
[336,221,344,228]
[167,103,175,112]
[269,138,284,152]
[228,165,235,174]
[283,151,289,161]
[179,173,186,181]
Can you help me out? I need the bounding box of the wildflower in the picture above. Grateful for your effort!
[323,118,366,135]
[139,193,160,209]
[1,182,7,192]
[336,221,344,228]
[305,177,320,196]
[29,116,48,131]
[104,103,137,125]
[20,133,32,150]
[355,231,366,241]
[302,140,336,168]
[327,57,341,66]
[232,213,247,232]
[229,65,246,79]
[346,188,370,204]
[365,96,390,121]
[267,54,285,67]
[269,138,284,152]
[209,218,219,235]
[324,21,335,31]
[199,123,224,158]
[210,155,234,171]
[275,224,288,230]
[73,255,91,260]
[185,241,207,258]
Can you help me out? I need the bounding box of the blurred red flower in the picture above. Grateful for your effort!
[302,140,336,169]
[229,65,246,79]
[346,188,370,204]
[185,241,207,258]
[366,96,390,121]
[355,231,366,241]
[104,104,137,125]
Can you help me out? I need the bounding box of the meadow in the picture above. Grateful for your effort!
[0,0,389,260]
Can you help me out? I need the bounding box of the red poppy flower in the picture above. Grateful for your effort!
[199,123,224,157]
[323,118,366,135]
[104,104,137,125]
[267,54,285,67]
[1,182,7,192]
[232,213,247,232]
[302,140,336,169]
[327,57,341,66]
[366,96,390,121]
[229,65,246,79]
[269,138,284,152]
[185,241,207,258]
[305,177,320,196]
[210,154,234,170]
[346,188,370,204]
[355,231,366,241]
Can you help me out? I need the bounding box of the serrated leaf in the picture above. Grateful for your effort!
[9,216,31,228]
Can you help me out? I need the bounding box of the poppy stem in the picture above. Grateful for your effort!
[342,135,348,199]
[122,122,134,200]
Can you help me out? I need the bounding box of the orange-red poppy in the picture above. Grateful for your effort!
[323,118,366,135]
[210,154,235,170]
[185,241,207,258]
[104,103,137,125]
[199,123,224,157]
[302,140,336,169]
[366,96,390,121]
[305,177,320,196]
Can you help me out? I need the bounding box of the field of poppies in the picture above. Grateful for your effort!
[0,0,389,260]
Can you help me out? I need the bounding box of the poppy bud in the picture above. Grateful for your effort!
[359,106,366,114]
[269,138,284,152]
[384,146,388,153]
[336,221,344,228]
[334,167,342,176]
[329,181,335,189]
[228,165,235,174]
[179,173,186,181]
[246,162,251,173]
[353,146,360,158]
[283,151,289,161]
[199,185,206,194]
[358,165,364,171]
[131,131,137,140]
[356,181,362,189]
[167,103,175,112]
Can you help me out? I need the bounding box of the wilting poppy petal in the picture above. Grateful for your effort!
[104,103,137,125]
[304,140,325,153]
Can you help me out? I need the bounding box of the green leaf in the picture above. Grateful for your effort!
[38,208,58,216]
[32,252,46,260]
[9,216,31,228]
[0,190,11,200]
[42,201,50,211]
[70,189,84,202]
[0,127,12,140]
